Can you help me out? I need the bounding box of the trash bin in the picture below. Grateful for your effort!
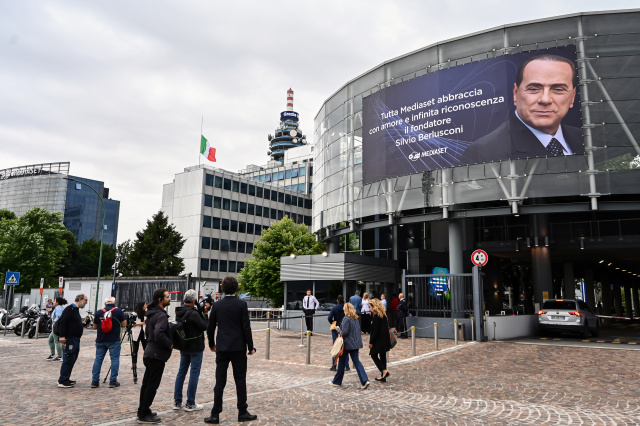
[457,323,466,341]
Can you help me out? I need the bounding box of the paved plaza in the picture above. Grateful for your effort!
[1,326,640,425]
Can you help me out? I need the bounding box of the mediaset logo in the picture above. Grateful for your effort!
[409,152,421,161]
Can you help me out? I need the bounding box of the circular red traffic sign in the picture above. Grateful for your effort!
[471,249,488,267]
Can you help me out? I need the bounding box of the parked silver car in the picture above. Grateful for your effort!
[538,299,600,338]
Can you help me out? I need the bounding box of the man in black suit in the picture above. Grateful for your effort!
[397,293,409,339]
[463,54,584,164]
[204,276,257,424]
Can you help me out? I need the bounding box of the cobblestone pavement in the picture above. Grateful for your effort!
[1,326,640,425]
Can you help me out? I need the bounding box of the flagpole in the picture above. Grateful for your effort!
[199,116,203,166]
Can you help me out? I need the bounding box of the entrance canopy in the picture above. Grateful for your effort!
[280,253,397,282]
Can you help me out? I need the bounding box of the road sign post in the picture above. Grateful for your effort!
[40,278,44,307]
[4,271,20,337]
[59,276,64,295]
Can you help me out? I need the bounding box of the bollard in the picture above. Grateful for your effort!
[21,319,27,338]
[298,316,305,347]
[434,322,438,351]
[35,317,39,339]
[267,312,271,330]
[265,328,271,360]
[454,319,459,346]
[305,331,311,364]
[411,326,416,356]
[471,317,475,341]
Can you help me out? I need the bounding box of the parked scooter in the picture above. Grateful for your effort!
[0,308,25,330]
[28,308,51,338]
[83,310,94,328]
[15,304,39,336]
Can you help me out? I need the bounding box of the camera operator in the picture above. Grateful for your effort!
[131,302,148,365]
[173,289,209,412]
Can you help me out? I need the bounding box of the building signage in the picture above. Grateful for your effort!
[280,111,299,120]
[0,166,43,180]
[362,46,583,184]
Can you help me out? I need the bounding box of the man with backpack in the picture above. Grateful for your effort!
[172,289,208,412]
[91,296,126,388]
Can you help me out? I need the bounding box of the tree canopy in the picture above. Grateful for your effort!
[0,207,74,292]
[129,211,185,276]
[237,216,325,307]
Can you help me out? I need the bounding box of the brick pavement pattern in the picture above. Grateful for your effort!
[1,327,640,425]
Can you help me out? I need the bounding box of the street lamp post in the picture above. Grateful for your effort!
[64,177,106,314]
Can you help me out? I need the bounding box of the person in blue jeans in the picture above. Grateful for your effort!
[327,295,349,372]
[173,289,209,412]
[57,293,88,388]
[91,296,127,388]
[331,302,369,389]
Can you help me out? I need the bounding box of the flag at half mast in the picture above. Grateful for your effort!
[200,135,216,162]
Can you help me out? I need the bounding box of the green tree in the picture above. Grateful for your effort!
[0,207,73,292]
[0,209,16,221]
[73,238,116,277]
[115,239,135,276]
[58,231,79,278]
[129,211,185,276]
[237,216,326,307]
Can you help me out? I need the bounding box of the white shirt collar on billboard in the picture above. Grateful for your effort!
[515,111,573,155]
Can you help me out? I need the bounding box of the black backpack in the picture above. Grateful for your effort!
[169,310,201,350]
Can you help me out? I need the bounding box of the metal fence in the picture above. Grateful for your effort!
[405,274,474,318]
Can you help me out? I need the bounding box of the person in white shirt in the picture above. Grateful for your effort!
[302,290,319,335]
[360,293,371,334]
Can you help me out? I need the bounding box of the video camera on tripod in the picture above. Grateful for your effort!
[124,312,138,330]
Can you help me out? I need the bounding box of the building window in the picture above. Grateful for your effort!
[255,206,262,216]
[230,240,237,252]
[309,183,313,193]
[270,209,277,219]
[247,223,254,234]
[229,261,237,273]
[305,199,312,209]
[290,213,297,222]
[214,196,222,209]
[263,207,269,218]
[215,176,223,188]
[278,192,284,203]
[249,185,255,196]
[309,166,313,176]
[200,258,209,271]
[220,239,229,251]
[231,220,238,232]
[219,260,227,272]
[223,198,230,210]
[239,222,246,233]
[265,174,271,182]
[212,238,219,250]
[292,195,297,206]
[204,194,212,207]
[277,210,284,220]
[247,204,254,215]
[270,191,277,202]
[237,261,244,271]
[240,202,247,213]
[297,197,304,207]
[263,188,270,200]
[304,216,311,226]
[203,216,211,228]
[213,217,220,229]
[256,187,263,198]
[238,241,245,253]
[272,172,278,181]
[255,224,262,235]
[232,200,239,212]
[291,168,298,178]
[299,166,306,176]
[223,178,231,190]
[205,174,214,186]
[221,218,229,231]
[298,183,305,193]
[285,194,291,205]
[278,171,284,180]
[246,242,254,253]
[285,169,292,179]
[202,237,210,249]
[241,183,247,194]
[232,180,239,192]
[210,259,218,271]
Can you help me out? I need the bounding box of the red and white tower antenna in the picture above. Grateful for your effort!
[286,88,294,111]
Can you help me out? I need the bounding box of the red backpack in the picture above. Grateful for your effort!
[101,308,116,333]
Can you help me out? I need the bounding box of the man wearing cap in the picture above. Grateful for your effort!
[91,296,126,388]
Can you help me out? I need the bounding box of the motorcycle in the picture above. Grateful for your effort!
[83,310,94,328]
[28,308,52,338]
[0,308,25,330]
[15,304,39,336]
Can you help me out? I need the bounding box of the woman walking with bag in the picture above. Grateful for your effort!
[46,297,67,361]
[331,303,370,389]
[369,299,391,382]
[360,293,371,334]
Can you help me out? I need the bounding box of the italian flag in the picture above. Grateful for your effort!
[200,135,216,162]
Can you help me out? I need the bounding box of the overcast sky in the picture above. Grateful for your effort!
[1,1,637,243]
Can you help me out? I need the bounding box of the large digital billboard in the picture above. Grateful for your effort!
[362,46,583,184]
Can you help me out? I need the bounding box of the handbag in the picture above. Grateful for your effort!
[386,315,398,349]
[330,335,344,364]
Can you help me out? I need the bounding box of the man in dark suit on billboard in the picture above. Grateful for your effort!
[205,276,257,424]
[462,54,584,164]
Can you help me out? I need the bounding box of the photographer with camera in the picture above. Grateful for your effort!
[173,289,209,412]
[91,296,126,388]
[131,302,148,365]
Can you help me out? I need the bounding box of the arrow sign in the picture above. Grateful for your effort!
[5,271,20,286]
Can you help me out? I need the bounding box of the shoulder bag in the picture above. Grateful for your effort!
[330,335,344,363]
[386,315,398,349]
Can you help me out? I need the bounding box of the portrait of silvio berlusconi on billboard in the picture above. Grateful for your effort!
[362,45,584,184]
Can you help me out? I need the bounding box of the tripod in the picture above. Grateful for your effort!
[103,325,138,384]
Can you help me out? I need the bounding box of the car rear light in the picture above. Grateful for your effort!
[538,311,547,315]
[568,311,582,317]
[556,299,564,302]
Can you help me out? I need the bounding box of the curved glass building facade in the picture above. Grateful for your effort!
[312,10,640,315]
